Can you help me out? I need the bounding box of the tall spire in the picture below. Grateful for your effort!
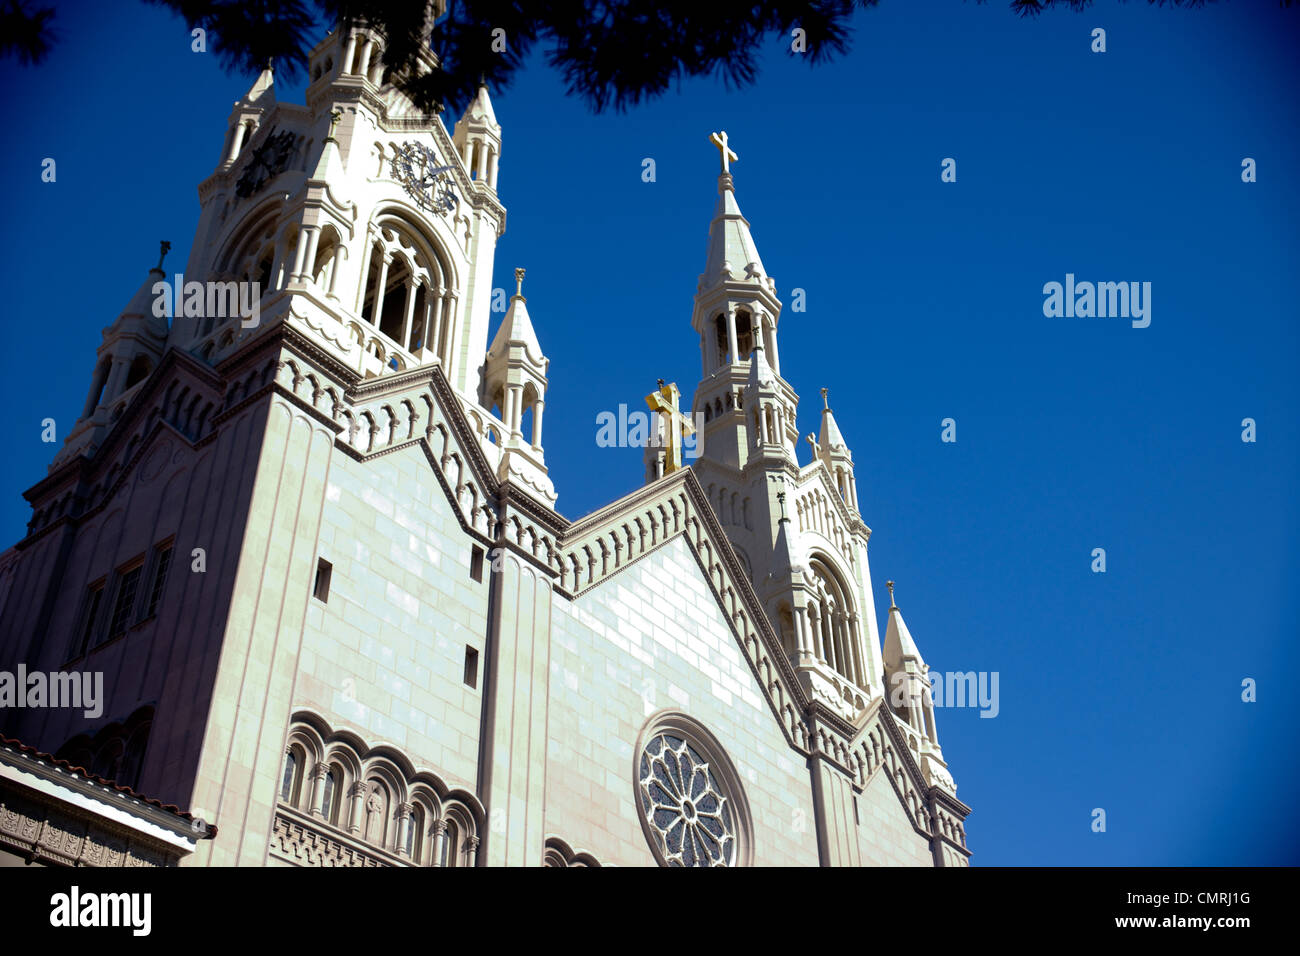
[700,130,771,296]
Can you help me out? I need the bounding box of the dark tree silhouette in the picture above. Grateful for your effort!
[3,1,1285,114]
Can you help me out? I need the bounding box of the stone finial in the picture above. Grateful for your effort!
[157,240,171,271]
[821,387,829,410]
[887,580,896,609]
[514,267,525,298]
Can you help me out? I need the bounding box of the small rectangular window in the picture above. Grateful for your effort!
[470,546,484,582]
[105,564,143,643]
[144,544,173,619]
[464,646,479,688]
[313,557,332,603]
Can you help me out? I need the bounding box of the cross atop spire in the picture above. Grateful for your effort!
[709,130,738,175]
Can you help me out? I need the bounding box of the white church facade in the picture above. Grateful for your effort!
[0,18,970,868]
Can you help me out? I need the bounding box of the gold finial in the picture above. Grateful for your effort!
[156,240,171,271]
[821,387,829,410]
[514,267,525,298]
[709,130,738,175]
[887,580,896,608]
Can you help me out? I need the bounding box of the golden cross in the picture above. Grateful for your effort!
[645,380,696,475]
[709,130,738,175]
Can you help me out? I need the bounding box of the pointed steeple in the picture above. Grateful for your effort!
[701,133,770,296]
[310,109,346,183]
[482,268,555,503]
[219,63,277,168]
[487,268,545,367]
[690,130,790,473]
[880,581,950,785]
[54,245,173,467]
[462,83,499,130]
[768,490,806,578]
[883,582,925,670]
[241,64,277,107]
[453,82,502,190]
[816,388,858,511]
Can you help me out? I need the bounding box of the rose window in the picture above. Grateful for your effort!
[637,732,737,867]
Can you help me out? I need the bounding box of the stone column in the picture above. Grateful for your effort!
[346,780,367,834]
[301,227,321,285]
[400,277,417,350]
[372,254,391,326]
[532,400,544,448]
[395,803,413,858]
[289,227,312,284]
[793,605,812,659]
[353,234,374,313]
[342,33,358,74]
[725,307,739,365]
[357,38,373,78]
[225,120,250,164]
[308,762,329,817]
[431,819,448,867]
[508,384,524,436]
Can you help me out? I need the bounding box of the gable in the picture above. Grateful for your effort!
[547,535,820,866]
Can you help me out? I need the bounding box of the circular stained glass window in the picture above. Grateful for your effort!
[637,731,737,867]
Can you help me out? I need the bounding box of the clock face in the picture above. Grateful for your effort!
[392,141,459,216]
[235,129,297,198]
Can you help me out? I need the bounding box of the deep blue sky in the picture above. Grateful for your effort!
[2,1,1297,866]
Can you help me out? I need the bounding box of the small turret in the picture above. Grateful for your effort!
[55,245,173,467]
[453,84,502,191]
[816,388,858,511]
[218,64,276,169]
[483,268,555,503]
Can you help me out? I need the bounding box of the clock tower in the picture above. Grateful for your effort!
[161,17,555,502]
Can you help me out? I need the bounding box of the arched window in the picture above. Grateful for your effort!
[441,819,459,867]
[358,219,453,359]
[321,766,341,824]
[280,748,302,804]
[807,557,863,687]
[736,310,754,359]
[406,803,424,861]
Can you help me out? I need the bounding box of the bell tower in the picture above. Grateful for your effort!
[687,132,883,720]
[172,9,509,413]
